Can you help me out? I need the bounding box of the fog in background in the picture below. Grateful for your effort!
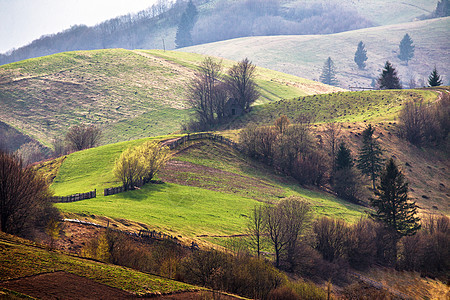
[0,0,156,53]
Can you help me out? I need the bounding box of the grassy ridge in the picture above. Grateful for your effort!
[232,89,439,126]
[182,17,450,90]
[51,136,364,246]
[0,232,197,294]
[0,49,340,148]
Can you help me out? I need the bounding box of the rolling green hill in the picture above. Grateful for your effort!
[182,17,450,89]
[49,135,365,248]
[0,49,342,149]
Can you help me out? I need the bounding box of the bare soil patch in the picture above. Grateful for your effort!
[159,160,285,203]
[155,291,243,299]
[0,271,138,300]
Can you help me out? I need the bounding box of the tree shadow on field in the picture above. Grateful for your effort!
[115,182,168,202]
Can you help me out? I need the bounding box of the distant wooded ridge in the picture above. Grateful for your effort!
[0,0,379,65]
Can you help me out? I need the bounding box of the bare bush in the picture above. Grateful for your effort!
[0,151,59,237]
[65,124,101,151]
[313,217,348,262]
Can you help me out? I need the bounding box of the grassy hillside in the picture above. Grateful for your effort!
[49,135,364,247]
[0,232,197,296]
[0,49,341,148]
[230,89,439,126]
[219,87,449,215]
[182,17,450,89]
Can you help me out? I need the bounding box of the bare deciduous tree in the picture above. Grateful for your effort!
[65,124,101,151]
[264,197,311,269]
[0,151,59,236]
[188,57,225,129]
[323,122,342,171]
[247,204,265,258]
[226,58,260,111]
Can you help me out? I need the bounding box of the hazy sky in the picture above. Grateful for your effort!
[0,0,158,53]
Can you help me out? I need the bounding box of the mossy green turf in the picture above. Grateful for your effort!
[0,49,339,148]
[0,233,196,294]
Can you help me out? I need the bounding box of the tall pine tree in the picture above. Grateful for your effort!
[357,124,384,190]
[354,41,368,70]
[319,57,339,86]
[398,33,415,65]
[175,0,198,49]
[428,66,443,87]
[370,158,421,263]
[332,142,360,203]
[377,61,402,89]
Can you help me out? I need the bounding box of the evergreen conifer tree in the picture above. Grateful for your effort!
[398,33,415,65]
[332,142,360,202]
[319,57,339,86]
[354,41,368,69]
[377,61,402,89]
[335,142,353,171]
[357,124,384,190]
[370,158,421,263]
[175,0,198,49]
[428,66,443,87]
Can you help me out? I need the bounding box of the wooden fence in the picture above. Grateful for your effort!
[165,132,241,151]
[103,133,240,197]
[52,190,96,203]
[138,229,180,244]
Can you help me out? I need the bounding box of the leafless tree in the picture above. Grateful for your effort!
[65,124,101,151]
[0,151,59,236]
[274,115,290,134]
[313,217,349,262]
[264,197,311,269]
[188,57,225,129]
[226,58,260,111]
[323,122,342,171]
[247,204,266,258]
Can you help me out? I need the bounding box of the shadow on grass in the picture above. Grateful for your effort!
[114,182,168,201]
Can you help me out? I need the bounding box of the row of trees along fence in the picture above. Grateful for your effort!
[52,189,96,203]
[102,133,238,197]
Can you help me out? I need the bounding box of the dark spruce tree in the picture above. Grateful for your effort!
[175,0,198,49]
[428,66,443,87]
[354,41,368,70]
[377,61,402,89]
[332,142,360,203]
[357,124,384,190]
[398,33,415,65]
[319,57,339,86]
[370,158,421,264]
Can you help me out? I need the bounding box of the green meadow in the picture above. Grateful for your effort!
[51,136,365,246]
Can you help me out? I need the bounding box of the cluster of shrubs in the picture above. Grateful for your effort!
[80,229,326,299]
[78,214,448,298]
[239,116,328,186]
[399,93,449,147]
[311,216,450,281]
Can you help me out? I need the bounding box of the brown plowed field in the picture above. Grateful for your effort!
[0,271,138,299]
[0,271,243,300]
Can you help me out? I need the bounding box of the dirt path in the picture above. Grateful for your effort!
[0,271,138,300]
